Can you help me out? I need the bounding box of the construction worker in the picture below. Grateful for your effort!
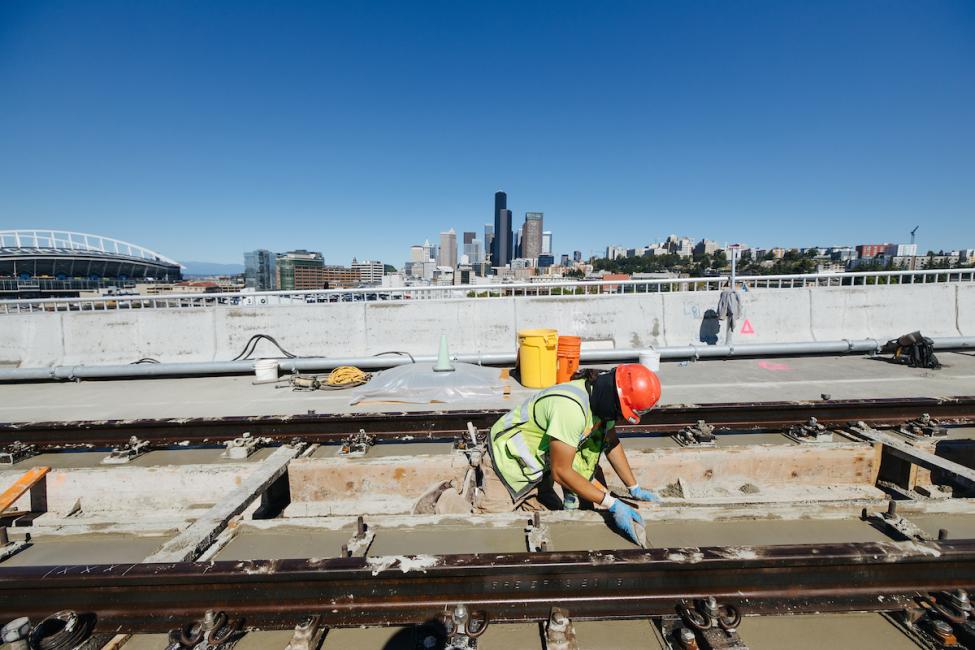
[476,364,662,545]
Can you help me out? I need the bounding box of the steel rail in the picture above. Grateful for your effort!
[0,540,972,632]
[2,396,974,449]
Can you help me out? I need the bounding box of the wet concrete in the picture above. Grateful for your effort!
[547,521,641,552]
[214,526,355,561]
[314,441,457,458]
[322,626,431,649]
[574,619,663,649]
[904,513,975,540]
[231,630,295,649]
[715,432,794,446]
[118,634,170,649]
[0,533,168,566]
[368,521,527,555]
[646,518,892,547]
[737,613,919,650]
[13,446,276,469]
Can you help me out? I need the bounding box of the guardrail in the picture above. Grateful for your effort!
[2,268,974,313]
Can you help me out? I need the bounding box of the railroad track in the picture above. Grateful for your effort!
[2,395,974,448]
[0,540,972,632]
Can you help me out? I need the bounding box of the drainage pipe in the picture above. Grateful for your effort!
[1,337,973,382]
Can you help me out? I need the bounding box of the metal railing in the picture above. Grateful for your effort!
[2,268,974,314]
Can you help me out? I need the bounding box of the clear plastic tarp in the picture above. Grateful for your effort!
[349,362,509,405]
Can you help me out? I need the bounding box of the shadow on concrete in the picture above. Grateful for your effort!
[699,309,720,345]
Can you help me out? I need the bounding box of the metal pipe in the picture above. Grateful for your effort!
[2,337,973,382]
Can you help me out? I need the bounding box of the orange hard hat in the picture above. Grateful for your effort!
[615,364,661,424]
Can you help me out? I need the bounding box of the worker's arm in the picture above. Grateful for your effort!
[604,428,658,502]
[549,439,607,505]
[551,438,646,545]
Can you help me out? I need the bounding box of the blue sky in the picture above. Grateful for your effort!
[1,1,973,265]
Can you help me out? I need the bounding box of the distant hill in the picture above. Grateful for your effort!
[180,261,244,277]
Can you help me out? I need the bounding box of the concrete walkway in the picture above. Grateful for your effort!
[1,352,973,422]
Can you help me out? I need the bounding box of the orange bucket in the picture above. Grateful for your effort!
[556,336,582,384]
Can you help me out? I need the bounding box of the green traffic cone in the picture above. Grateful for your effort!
[433,334,455,372]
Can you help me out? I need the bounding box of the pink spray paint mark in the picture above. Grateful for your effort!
[757,360,791,372]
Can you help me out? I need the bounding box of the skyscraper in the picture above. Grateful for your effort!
[438,229,457,268]
[484,224,494,263]
[542,231,552,255]
[243,249,277,291]
[492,191,513,267]
[522,212,543,259]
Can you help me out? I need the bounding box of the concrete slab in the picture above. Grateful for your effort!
[368,520,527,555]
[903,513,975,540]
[470,624,541,649]
[3,353,975,422]
[645,518,892,547]
[573,619,663,649]
[214,525,354,561]
[547,520,641,552]
[737,613,919,650]
[0,533,168,566]
[322,625,438,649]
[118,634,171,649]
[231,630,295,649]
[313,441,457,458]
[11,447,276,469]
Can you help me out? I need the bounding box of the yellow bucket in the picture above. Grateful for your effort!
[517,328,559,388]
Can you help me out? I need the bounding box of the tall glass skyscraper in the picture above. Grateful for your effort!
[492,191,513,267]
[243,249,276,291]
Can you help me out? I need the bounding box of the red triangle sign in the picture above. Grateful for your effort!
[740,319,755,334]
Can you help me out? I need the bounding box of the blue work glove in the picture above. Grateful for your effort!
[608,499,645,545]
[562,490,579,510]
[627,484,660,502]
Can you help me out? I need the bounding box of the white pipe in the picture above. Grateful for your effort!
[1,337,973,382]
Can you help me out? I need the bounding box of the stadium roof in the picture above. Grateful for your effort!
[0,230,180,267]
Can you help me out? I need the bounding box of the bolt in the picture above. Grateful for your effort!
[356,515,366,537]
[821,393,831,401]
[703,596,718,616]
[939,528,950,541]
[887,499,897,516]
[931,619,955,642]
[956,589,969,604]
[0,527,8,545]
[678,627,699,650]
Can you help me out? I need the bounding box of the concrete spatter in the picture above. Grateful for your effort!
[366,554,440,575]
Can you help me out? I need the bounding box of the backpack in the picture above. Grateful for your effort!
[882,331,941,370]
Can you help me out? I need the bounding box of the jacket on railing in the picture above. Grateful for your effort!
[716,288,743,329]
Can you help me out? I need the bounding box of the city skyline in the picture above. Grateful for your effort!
[1,2,972,264]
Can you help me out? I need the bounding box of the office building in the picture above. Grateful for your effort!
[856,244,890,259]
[243,249,277,291]
[492,191,513,267]
[538,254,555,269]
[438,229,457,268]
[276,250,325,291]
[560,254,570,267]
[322,265,358,288]
[573,250,582,263]
[522,212,543,259]
[542,231,552,256]
[352,258,384,285]
[484,224,494,264]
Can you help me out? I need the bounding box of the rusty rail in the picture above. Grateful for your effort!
[1,396,973,449]
[0,540,972,632]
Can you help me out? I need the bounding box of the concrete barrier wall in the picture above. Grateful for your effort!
[1,283,971,367]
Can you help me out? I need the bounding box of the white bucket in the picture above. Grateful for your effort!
[254,359,279,383]
[638,349,660,372]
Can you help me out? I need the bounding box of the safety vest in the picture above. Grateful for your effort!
[488,379,608,500]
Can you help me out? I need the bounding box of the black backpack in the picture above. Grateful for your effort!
[881,331,941,370]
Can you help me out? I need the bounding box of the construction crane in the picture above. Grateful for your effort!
[910,225,919,244]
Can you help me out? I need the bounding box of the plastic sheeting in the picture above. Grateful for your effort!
[349,362,509,405]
